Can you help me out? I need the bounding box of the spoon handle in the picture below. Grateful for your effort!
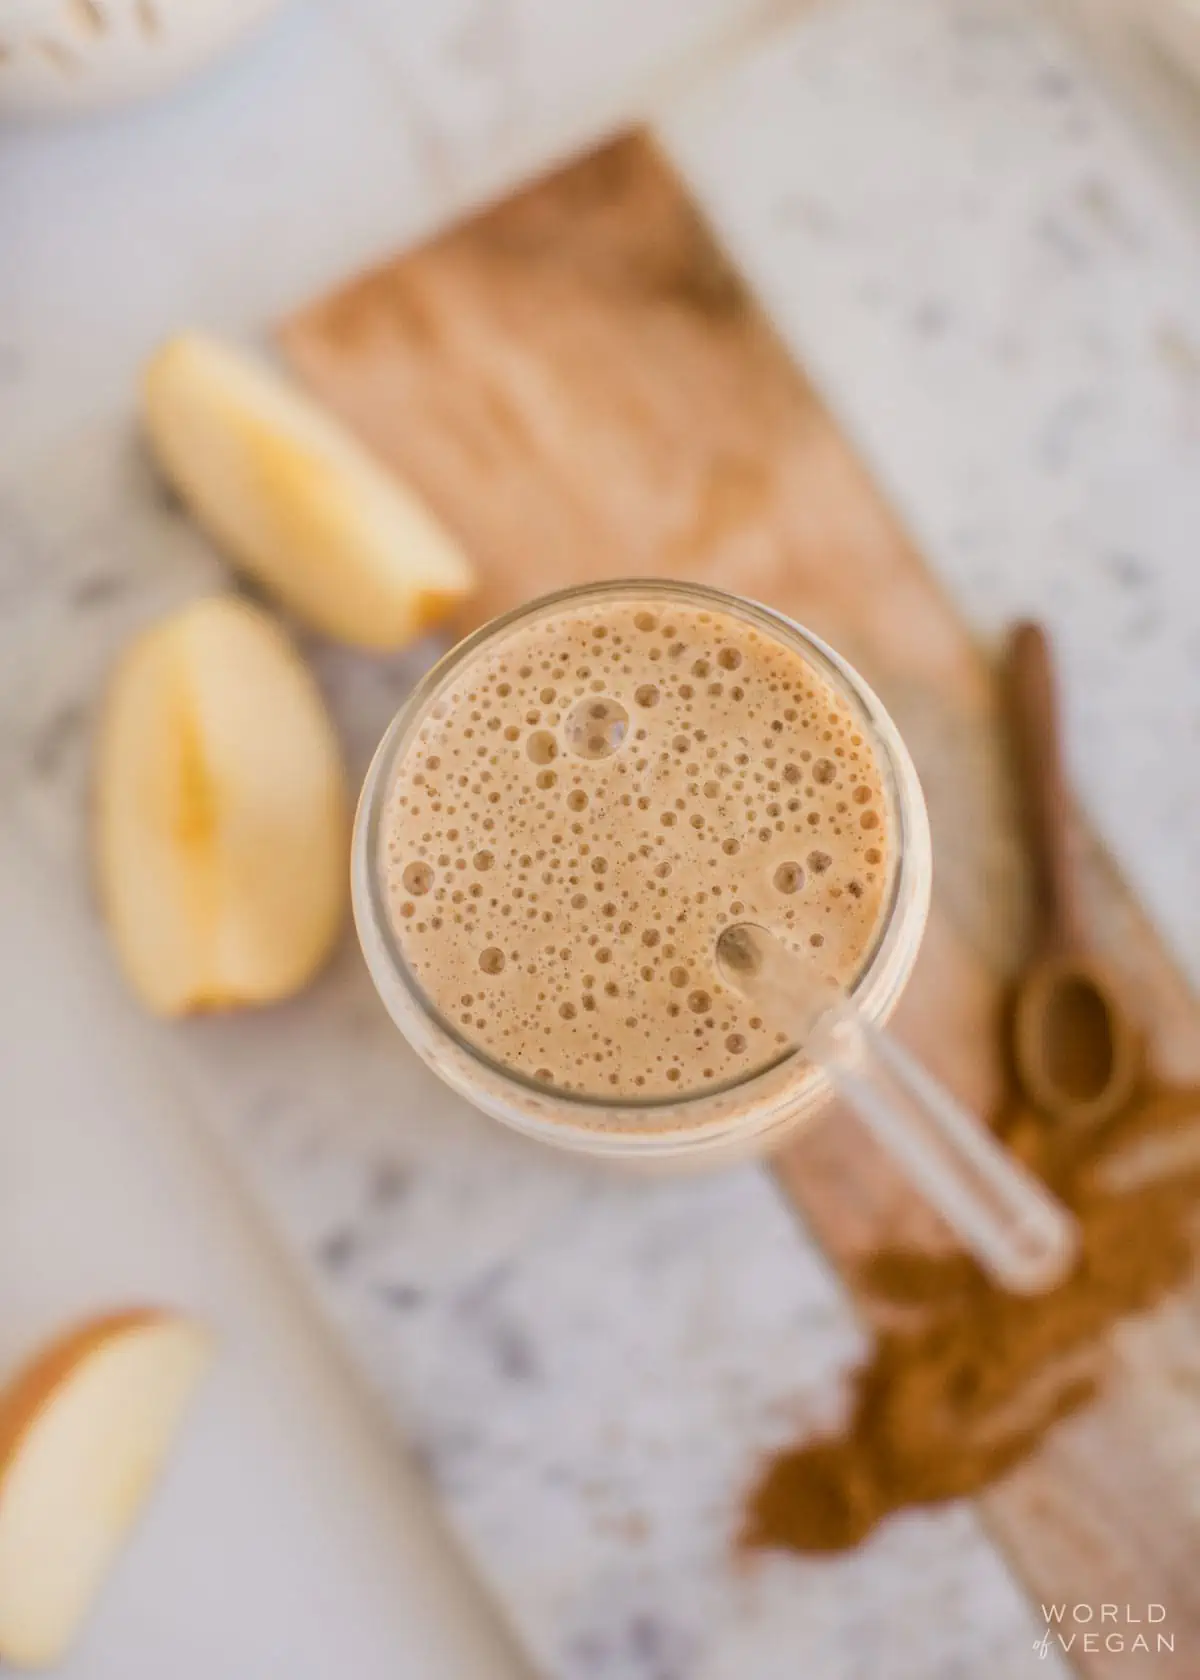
[1005,621,1084,952]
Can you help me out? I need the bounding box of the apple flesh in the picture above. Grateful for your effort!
[143,332,476,650]
[0,1311,212,1670]
[96,595,349,1017]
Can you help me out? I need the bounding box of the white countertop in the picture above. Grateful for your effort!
[0,821,533,1680]
[4,1,1200,1676]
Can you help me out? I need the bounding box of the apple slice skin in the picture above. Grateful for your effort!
[143,333,477,650]
[95,596,350,1018]
[0,1310,212,1671]
[0,1313,155,1451]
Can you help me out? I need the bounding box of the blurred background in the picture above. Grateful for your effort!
[3,1,1200,1676]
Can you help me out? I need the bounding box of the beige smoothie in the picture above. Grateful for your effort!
[378,593,892,1102]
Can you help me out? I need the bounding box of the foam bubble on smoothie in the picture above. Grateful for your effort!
[380,598,891,1100]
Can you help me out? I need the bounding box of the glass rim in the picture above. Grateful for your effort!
[353,578,918,1118]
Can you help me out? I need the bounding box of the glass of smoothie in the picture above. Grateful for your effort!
[352,579,930,1165]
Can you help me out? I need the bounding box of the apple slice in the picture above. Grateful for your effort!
[96,595,349,1017]
[0,1310,211,1670]
[142,332,476,650]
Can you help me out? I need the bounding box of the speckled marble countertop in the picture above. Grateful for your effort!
[3,1,1200,1676]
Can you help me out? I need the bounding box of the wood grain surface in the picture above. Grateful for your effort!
[281,131,1200,1675]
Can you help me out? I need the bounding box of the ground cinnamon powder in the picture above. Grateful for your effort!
[742,1079,1200,1552]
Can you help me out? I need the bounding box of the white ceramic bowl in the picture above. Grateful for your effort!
[0,0,289,116]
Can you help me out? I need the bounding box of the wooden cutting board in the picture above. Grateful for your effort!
[281,131,1200,1673]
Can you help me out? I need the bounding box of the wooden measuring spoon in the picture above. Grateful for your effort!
[1004,621,1140,1129]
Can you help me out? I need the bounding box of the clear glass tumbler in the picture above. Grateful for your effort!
[353,580,932,1166]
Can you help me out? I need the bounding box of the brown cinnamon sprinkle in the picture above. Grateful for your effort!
[742,1079,1200,1553]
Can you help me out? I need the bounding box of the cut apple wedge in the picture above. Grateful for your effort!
[96,595,349,1016]
[0,1310,212,1670]
[142,332,476,650]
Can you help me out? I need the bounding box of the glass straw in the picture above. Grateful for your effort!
[717,924,1078,1294]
